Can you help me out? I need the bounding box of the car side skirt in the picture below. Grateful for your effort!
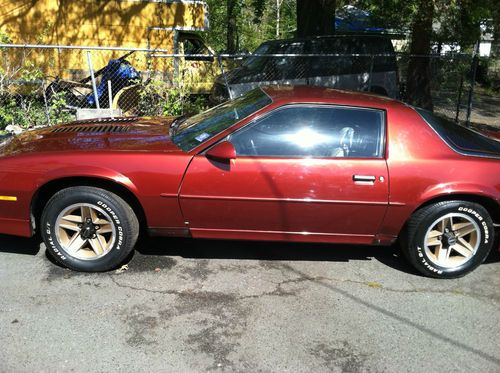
[148,227,191,238]
[189,228,378,245]
[0,218,32,237]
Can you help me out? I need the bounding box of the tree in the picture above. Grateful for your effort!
[296,0,336,37]
[227,0,240,53]
[404,0,496,110]
[405,0,435,110]
[207,0,296,52]
[275,0,284,38]
[492,7,499,58]
[254,0,296,40]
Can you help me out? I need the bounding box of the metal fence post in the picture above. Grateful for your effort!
[86,50,100,110]
[465,41,480,127]
[41,80,52,126]
[367,54,374,92]
[454,75,464,123]
[217,54,233,100]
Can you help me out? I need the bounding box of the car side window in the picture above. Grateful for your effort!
[229,105,385,158]
[265,42,306,81]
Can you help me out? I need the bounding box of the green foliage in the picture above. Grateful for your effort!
[476,57,500,91]
[137,79,208,118]
[350,0,496,50]
[0,31,12,44]
[0,31,74,131]
[0,90,73,131]
[205,0,296,53]
[0,97,16,128]
[48,91,74,124]
[205,0,496,54]
[20,60,44,83]
[0,95,44,130]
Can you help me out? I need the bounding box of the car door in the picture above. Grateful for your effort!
[179,104,389,243]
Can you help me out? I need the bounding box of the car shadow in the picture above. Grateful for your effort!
[134,236,500,274]
[1,234,498,275]
[0,234,41,256]
[134,237,418,276]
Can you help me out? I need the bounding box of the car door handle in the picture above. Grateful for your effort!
[353,175,376,183]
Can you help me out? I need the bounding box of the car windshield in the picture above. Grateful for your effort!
[416,108,500,157]
[241,43,273,70]
[242,41,304,72]
[172,88,272,151]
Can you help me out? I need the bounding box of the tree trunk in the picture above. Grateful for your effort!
[492,8,499,58]
[405,0,434,110]
[227,0,238,53]
[297,0,336,37]
[276,0,281,38]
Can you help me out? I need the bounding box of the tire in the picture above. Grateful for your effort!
[403,200,494,278]
[41,186,139,272]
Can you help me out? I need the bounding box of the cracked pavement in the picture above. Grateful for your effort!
[1,235,499,372]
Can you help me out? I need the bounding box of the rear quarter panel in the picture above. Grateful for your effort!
[381,105,500,237]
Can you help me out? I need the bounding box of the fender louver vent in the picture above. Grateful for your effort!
[52,125,130,134]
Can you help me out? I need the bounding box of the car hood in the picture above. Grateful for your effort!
[0,116,185,157]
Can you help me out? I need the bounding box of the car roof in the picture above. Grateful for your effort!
[260,85,405,109]
[260,33,392,45]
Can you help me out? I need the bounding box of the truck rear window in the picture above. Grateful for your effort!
[416,108,500,158]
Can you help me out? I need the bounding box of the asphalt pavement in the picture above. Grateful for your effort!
[1,234,499,372]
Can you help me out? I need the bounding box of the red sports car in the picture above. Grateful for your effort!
[0,86,498,278]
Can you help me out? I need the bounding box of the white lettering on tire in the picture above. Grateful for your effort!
[417,246,443,274]
[97,200,122,250]
[45,222,67,261]
[458,206,489,244]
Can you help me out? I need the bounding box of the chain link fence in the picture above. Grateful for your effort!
[0,43,497,135]
[398,53,476,122]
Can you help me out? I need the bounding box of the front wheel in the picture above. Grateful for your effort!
[41,186,139,272]
[403,200,494,278]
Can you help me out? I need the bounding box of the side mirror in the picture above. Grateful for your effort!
[205,141,236,162]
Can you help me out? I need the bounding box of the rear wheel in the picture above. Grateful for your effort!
[403,200,494,278]
[41,186,139,272]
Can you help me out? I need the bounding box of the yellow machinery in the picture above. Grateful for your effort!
[0,0,219,94]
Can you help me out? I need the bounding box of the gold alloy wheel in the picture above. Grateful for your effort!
[55,203,116,260]
[424,213,481,269]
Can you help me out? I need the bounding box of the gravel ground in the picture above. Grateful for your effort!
[0,235,499,373]
[470,91,500,128]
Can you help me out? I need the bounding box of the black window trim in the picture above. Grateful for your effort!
[224,103,387,160]
[415,108,500,160]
